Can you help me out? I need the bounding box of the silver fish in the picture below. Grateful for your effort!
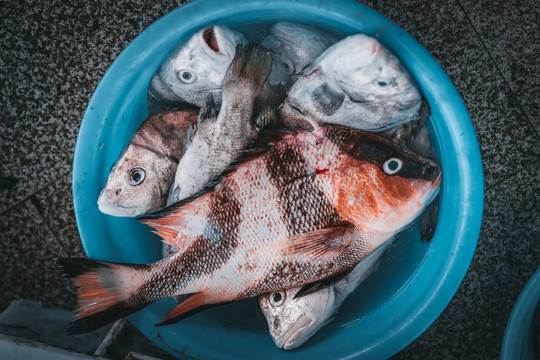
[147,23,336,116]
[261,22,338,77]
[259,234,392,350]
[97,110,199,217]
[167,42,273,203]
[147,25,245,115]
[280,33,422,131]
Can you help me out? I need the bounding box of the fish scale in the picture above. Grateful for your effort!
[58,124,440,334]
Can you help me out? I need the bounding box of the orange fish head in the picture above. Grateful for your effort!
[328,127,441,235]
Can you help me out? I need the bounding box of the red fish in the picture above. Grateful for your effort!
[58,124,440,334]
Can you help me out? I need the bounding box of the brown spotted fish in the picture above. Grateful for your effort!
[58,124,440,334]
[97,110,199,217]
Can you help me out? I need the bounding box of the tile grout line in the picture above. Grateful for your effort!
[0,170,72,218]
[484,160,539,192]
[455,0,540,140]
[1,170,73,257]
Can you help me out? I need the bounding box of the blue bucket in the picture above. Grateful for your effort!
[501,268,540,360]
[72,0,484,358]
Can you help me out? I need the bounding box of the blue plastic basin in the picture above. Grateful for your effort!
[501,267,540,360]
[72,0,484,358]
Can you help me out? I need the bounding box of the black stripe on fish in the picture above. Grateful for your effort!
[146,117,190,155]
[265,144,344,236]
[325,125,440,182]
[311,83,344,116]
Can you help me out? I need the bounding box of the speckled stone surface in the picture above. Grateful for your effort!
[34,174,85,258]
[0,199,76,310]
[0,0,539,359]
[459,0,540,134]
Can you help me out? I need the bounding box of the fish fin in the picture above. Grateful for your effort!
[197,94,219,125]
[293,267,355,299]
[254,107,282,129]
[419,195,439,243]
[224,42,273,94]
[185,122,197,147]
[311,82,344,116]
[138,189,206,220]
[57,257,150,334]
[156,292,229,326]
[417,95,431,126]
[284,226,351,263]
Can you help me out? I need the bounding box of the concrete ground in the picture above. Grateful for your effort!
[0,0,538,359]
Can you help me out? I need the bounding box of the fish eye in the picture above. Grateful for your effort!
[129,168,146,186]
[269,291,286,307]
[383,158,403,175]
[178,69,196,84]
[374,78,394,87]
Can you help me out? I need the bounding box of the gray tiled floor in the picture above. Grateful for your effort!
[1,0,538,359]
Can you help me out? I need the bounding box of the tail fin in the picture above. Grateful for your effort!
[224,42,273,95]
[58,257,151,334]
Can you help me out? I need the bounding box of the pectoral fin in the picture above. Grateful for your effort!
[284,226,351,263]
[156,292,230,326]
[293,267,355,299]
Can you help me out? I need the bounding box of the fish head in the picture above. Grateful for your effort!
[331,34,422,125]
[279,64,330,130]
[97,144,177,217]
[259,286,337,350]
[148,25,245,107]
[327,126,441,235]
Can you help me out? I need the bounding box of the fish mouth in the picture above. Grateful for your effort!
[276,314,313,350]
[97,196,140,217]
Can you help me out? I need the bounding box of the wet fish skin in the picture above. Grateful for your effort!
[147,25,245,115]
[97,110,199,217]
[59,124,441,334]
[167,42,273,204]
[147,23,337,116]
[261,22,338,78]
[280,34,422,131]
[259,234,392,350]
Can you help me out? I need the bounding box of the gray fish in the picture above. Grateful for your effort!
[167,42,273,203]
[147,23,336,116]
[259,235,392,350]
[147,25,245,115]
[261,22,338,77]
[97,110,199,217]
[279,34,422,131]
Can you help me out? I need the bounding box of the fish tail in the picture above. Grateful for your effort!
[225,42,273,95]
[57,257,151,334]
